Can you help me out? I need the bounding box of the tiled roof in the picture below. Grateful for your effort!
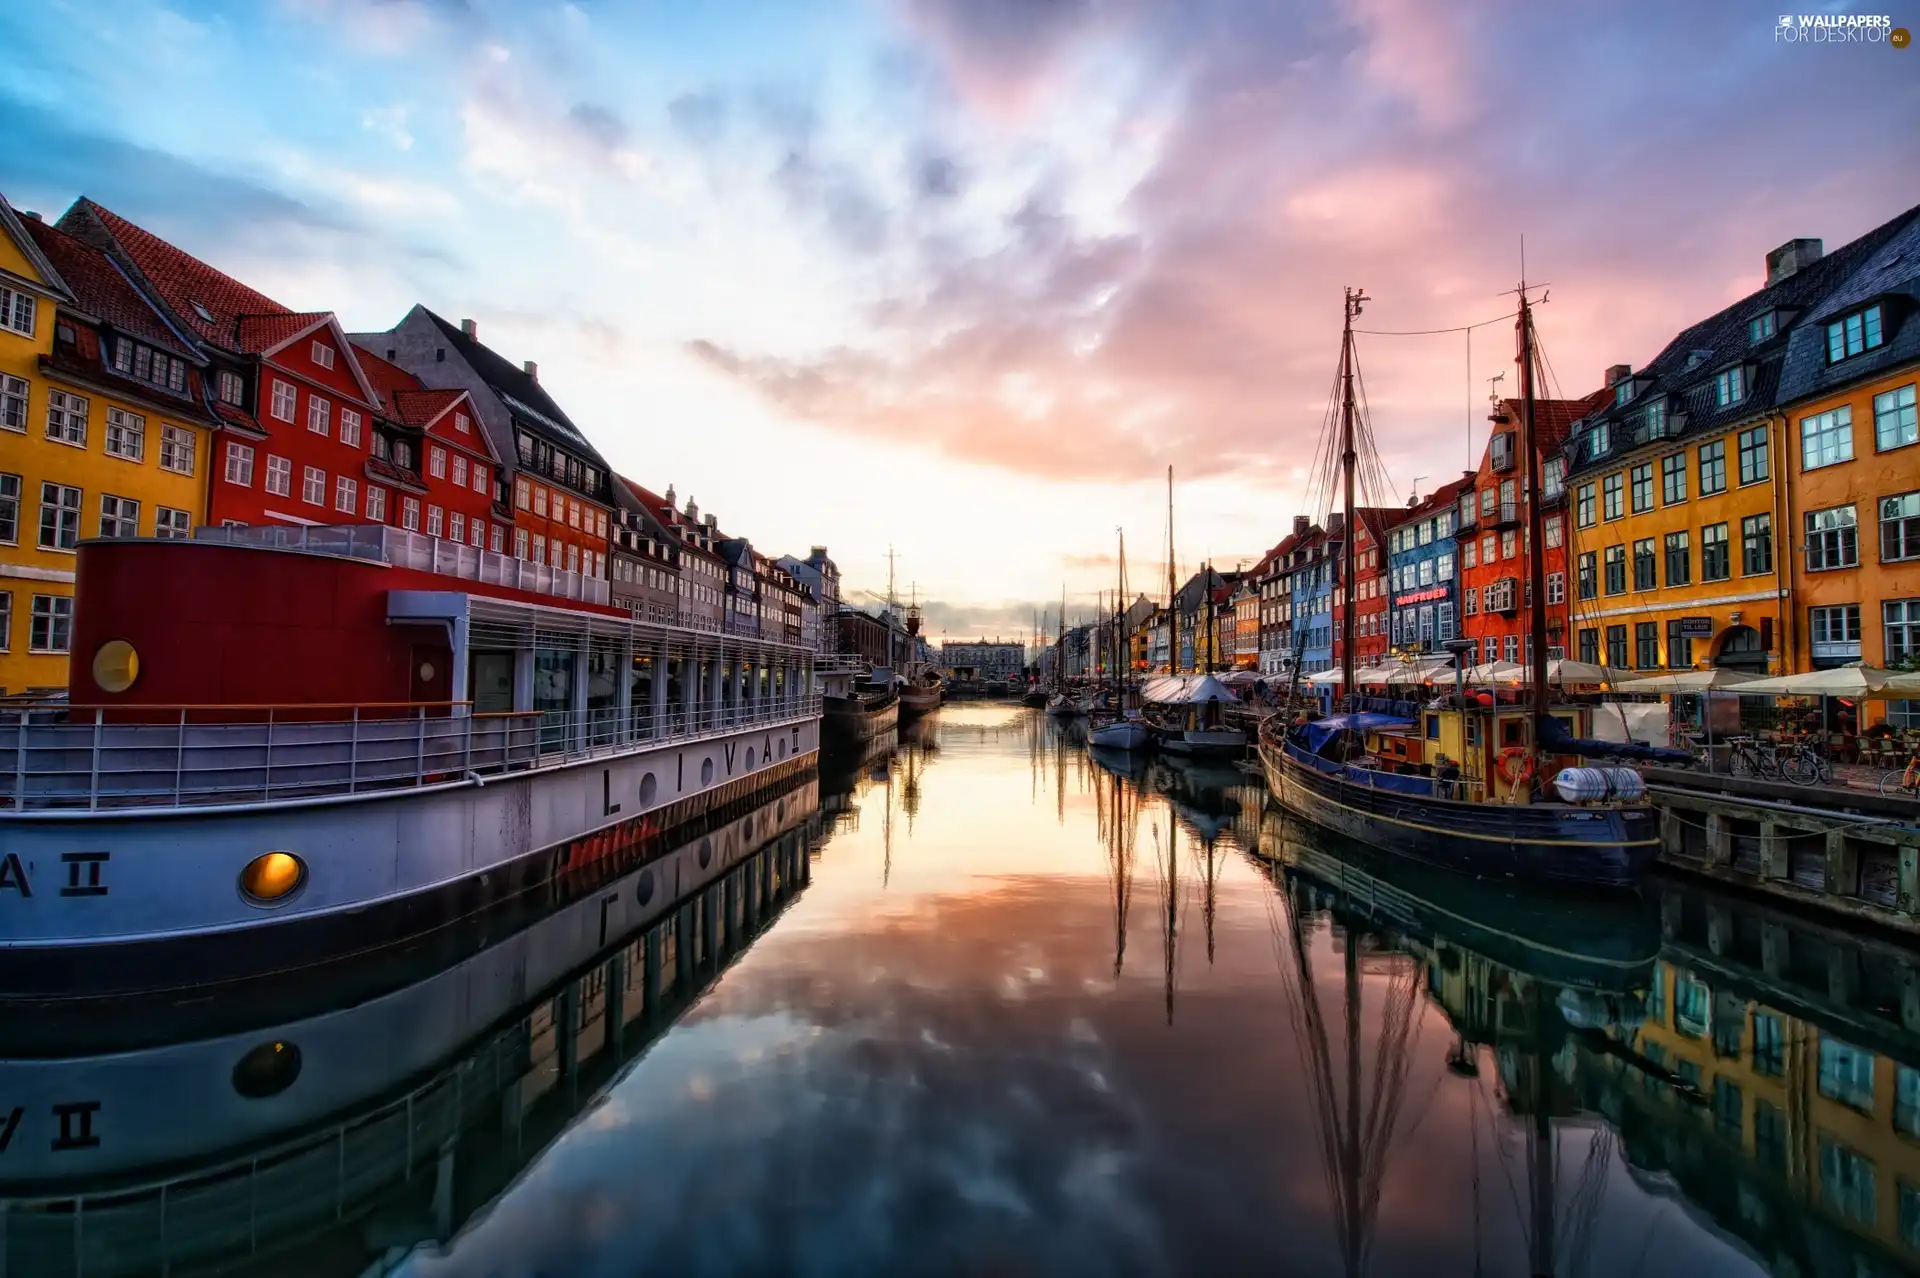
[234,311,330,355]
[1777,208,1920,407]
[20,217,198,360]
[38,327,212,421]
[350,343,425,415]
[1569,201,1920,473]
[419,308,606,462]
[391,388,466,431]
[365,456,428,494]
[213,400,266,437]
[58,199,291,349]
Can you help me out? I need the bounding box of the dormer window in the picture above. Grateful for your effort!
[1714,365,1747,407]
[312,340,335,370]
[1589,421,1612,457]
[1683,349,1713,372]
[1614,381,1634,406]
[1827,305,1885,364]
[218,369,244,405]
[1748,311,1777,344]
[1640,399,1667,439]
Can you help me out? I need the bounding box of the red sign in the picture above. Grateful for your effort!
[1393,587,1451,606]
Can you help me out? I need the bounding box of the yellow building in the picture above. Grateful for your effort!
[1562,214,1920,680]
[0,196,218,695]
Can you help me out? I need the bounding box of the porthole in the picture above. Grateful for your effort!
[232,1041,302,1098]
[700,757,715,786]
[746,747,756,770]
[239,851,307,906]
[636,868,656,905]
[698,837,713,869]
[91,640,140,693]
[640,772,658,805]
[418,662,437,682]
[778,738,787,760]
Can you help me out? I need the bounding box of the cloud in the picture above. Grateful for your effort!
[667,89,727,145]
[361,104,415,150]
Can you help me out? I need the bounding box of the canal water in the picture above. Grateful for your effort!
[6,703,1920,1277]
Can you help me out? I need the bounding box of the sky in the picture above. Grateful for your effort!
[1,0,1916,640]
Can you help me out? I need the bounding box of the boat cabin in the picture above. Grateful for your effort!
[1300,702,1598,802]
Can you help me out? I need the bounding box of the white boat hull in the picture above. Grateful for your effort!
[1152,726,1248,757]
[1088,720,1150,750]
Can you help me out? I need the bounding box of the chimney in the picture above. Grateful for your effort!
[705,513,718,530]
[460,317,477,339]
[1766,238,1824,286]
[685,496,698,521]
[664,483,676,508]
[17,210,40,223]
[1605,363,1632,387]
[1292,515,1311,536]
[522,360,538,382]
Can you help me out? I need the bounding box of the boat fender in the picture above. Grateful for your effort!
[1551,767,1647,804]
[1495,747,1535,787]
[467,770,485,787]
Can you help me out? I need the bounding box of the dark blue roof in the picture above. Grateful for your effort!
[1776,215,1920,407]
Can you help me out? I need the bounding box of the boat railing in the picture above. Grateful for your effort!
[0,694,824,813]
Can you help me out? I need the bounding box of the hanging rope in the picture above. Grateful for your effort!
[1354,310,1518,336]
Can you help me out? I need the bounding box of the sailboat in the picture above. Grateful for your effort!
[1090,530,1150,750]
[897,585,944,716]
[1046,586,1091,717]
[1143,467,1250,757]
[1259,287,1685,890]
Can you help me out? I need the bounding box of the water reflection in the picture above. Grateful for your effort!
[10,708,1920,1276]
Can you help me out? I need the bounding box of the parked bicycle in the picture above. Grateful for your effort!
[1777,738,1833,787]
[1880,753,1920,799]
[1724,735,1780,780]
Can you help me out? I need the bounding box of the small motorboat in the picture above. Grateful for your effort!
[1088,713,1149,750]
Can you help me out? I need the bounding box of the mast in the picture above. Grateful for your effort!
[1518,290,1550,730]
[1115,528,1127,701]
[1339,288,1368,708]
[1167,466,1178,674]
[1203,559,1215,673]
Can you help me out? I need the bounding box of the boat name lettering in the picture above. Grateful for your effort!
[0,1107,20,1152]
[603,769,622,817]
[0,853,30,898]
[723,742,737,774]
[60,851,110,897]
[51,1101,101,1151]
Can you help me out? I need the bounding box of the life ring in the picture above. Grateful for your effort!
[1495,746,1536,787]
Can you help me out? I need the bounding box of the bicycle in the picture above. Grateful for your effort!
[1725,735,1781,780]
[1880,754,1920,799]
[1778,738,1833,787]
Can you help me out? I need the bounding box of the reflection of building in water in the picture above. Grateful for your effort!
[1567,881,1920,1276]
[0,778,824,1278]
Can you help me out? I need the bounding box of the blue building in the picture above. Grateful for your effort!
[1386,476,1472,655]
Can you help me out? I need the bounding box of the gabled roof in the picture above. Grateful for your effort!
[352,343,425,414]
[19,216,196,360]
[234,311,330,354]
[391,388,468,432]
[58,198,290,349]
[417,307,605,459]
[1778,208,1920,406]
[0,195,74,304]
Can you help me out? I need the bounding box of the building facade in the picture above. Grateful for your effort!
[941,640,1025,682]
[1293,525,1335,675]
[1385,477,1471,658]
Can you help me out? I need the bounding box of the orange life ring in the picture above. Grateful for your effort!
[1495,746,1536,787]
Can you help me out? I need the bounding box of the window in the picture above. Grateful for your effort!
[534,486,548,517]
[1811,604,1862,664]
[29,595,71,653]
[1702,522,1731,581]
[490,524,505,554]
[1500,530,1517,560]
[430,446,447,479]
[427,505,444,538]
[311,339,335,370]
[0,473,17,544]
[218,369,244,405]
[1819,1036,1877,1113]
[1749,311,1776,344]
[471,519,485,548]
[0,283,36,336]
[1503,634,1519,663]
[366,486,387,522]
[1604,545,1626,594]
[1696,439,1726,496]
[1658,453,1687,506]
[516,477,531,510]
[97,494,139,538]
[1481,533,1495,562]
[472,463,488,494]
[1546,572,1564,604]
[1463,540,1477,569]
[1633,538,1656,590]
[1591,421,1613,456]
[339,407,362,448]
[1578,628,1599,664]
[449,512,465,543]
[46,389,87,445]
[1578,551,1597,600]
[1436,552,1454,580]
[0,373,27,431]
[155,506,190,538]
[1800,406,1853,470]
[392,439,412,469]
[533,533,547,563]
[1635,622,1659,669]
[1630,463,1654,513]
[1886,600,1920,663]
[452,455,467,487]
[1875,384,1918,451]
[1740,513,1773,575]
[569,499,581,529]
[401,497,420,532]
[1666,620,1694,668]
[1463,588,1477,616]
[1882,492,1920,562]
[1436,602,1455,641]
[455,411,471,433]
[515,528,530,559]
[1576,483,1596,527]
[301,466,325,506]
[159,424,195,475]
[104,407,145,461]
[270,379,296,423]
[1418,559,1435,586]
[1606,625,1629,669]
[264,455,292,497]
[1664,531,1690,586]
[1805,505,1858,571]
[1714,365,1745,406]
[38,482,80,550]
[567,544,581,573]
[308,395,333,437]
[1544,515,1563,549]
[1826,305,1884,363]
[334,475,357,513]
[1602,473,1624,520]
[1542,457,1565,500]
[224,441,254,486]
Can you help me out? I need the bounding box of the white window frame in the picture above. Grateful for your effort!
[46,389,88,446]
[490,524,505,554]
[335,475,357,513]
[452,455,467,487]
[402,496,421,532]
[366,486,388,522]
[98,493,140,538]
[104,407,146,461]
[1800,406,1854,471]
[0,373,28,433]
[339,407,363,448]
[311,339,335,370]
[301,465,326,506]
[159,424,196,476]
[0,284,37,337]
[1875,384,1918,453]
[224,441,255,486]
[218,369,244,406]
[516,528,530,559]
[429,446,447,479]
[155,506,191,538]
[449,511,465,544]
[307,394,330,437]
[0,472,19,545]
[264,455,293,498]
[270,379,297,423]
[473,463,489,494]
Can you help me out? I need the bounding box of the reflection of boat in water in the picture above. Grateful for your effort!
[0,777,824,1276]
[1144,753,1245,846]
[821,665,900,749]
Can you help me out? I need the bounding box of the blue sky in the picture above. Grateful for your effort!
[2,0,1917,636]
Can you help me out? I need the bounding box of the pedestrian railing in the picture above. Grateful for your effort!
[0,695,823,813]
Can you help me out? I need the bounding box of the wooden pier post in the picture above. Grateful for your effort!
[1707,902,1732,957]
[1758,818,1786,881]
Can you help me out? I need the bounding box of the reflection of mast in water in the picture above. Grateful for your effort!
[1152,815,1181,1026]
[882,752,894,889]
[1099,763,1139,980]
[901,737,923,837]
[1265,877,1426,1278]
[1194,830,1224,967]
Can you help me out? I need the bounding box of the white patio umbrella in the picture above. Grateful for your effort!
[1607,667,1763,765]
[1305,668,1345,685]
[1462,660,1526,684]
[1730,664,1901,697]
[1510,658,1614,687]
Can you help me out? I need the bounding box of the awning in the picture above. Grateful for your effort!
[1608,668,1760,694]
[1302,712,1414,754]
[1729,665,1908,697]
[1142,674,1241,704]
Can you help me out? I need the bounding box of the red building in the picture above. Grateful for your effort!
[354,347,505,552]
[1332,508,1398,667]
[1459,391,1608,667]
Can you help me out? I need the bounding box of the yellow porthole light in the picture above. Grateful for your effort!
[231,1041,303,1098]
[92,640,140,693]
[239,851,307,905]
